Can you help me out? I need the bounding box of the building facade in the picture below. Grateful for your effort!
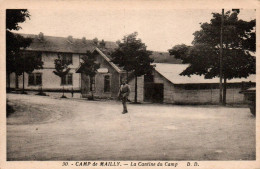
[8,33,122,98]
[9,51,82,91]
[128,63,256,104]
[76,48,126,99]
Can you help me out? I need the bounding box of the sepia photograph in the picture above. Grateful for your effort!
[1,0,259,168]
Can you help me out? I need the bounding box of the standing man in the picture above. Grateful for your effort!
[118,79,131,114]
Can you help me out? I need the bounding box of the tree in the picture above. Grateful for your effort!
[53,54,71,98]
[93,38,106,49]
[111,32,154,103]
[169,10,256,104]
[79,50,100,100]
[17,51,43,93]
[6,9,32,90]
[93,37,99,46]
[99,39,106,49]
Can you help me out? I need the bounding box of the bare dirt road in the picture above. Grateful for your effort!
[7,93,255,160]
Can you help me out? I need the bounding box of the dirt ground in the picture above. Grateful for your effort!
[6,93,255,160]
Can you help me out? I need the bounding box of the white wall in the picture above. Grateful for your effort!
[9,52,81,90]
[154,71,175,103]
[9,69,81,90]
[173,87,245,104]
[128,76,144,102]
[42,52,81,69]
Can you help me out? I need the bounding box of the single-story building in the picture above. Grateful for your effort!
[128,63,255,104]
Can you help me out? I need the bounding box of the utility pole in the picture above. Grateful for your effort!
[219,9,224,104]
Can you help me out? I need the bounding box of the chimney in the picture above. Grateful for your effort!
[82,37,86,44]
[67,35,73,43]
[38,32,44,40]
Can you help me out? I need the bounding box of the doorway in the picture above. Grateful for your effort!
[144,83,164,103]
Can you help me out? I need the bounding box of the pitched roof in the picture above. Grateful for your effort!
[19,33,117,54]
[17,33,124,73]
[94,48,124,73]
[75,47,125,73]
[155,63,256,84]
[240,87,256,94]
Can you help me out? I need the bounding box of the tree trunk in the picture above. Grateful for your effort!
[62,85,65,97]
[39,86,43,94]
[15,73,19,89]
[90,76,94,100]
[126,71,129,83]
[219,9,224,104]
[134,75,137,103]
[223,76,227,105]
[22,72,25,93]
[7,73,10,91]
[91,91,94,100]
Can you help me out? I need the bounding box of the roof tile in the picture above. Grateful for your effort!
[19,33,117,54]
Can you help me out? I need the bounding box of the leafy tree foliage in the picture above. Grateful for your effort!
[169,10,255,104]
[6,9,43,91]
[93,37,99,46]
[53,55,71,98]
[6,31,32,86]
[17,51,43,93]
[99,39,106,49]
[79,50,100,100]
[6,9,30,31]
[111,32,154,103]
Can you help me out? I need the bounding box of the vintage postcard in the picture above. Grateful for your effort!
[0,0,259,169]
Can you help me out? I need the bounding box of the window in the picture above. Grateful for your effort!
[61,53,73,65]
[104,75,110,92]
[89,76,95,91]
[61,73,73,85]
[28,73,42,86]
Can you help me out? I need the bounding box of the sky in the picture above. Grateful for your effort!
[14,8,255,52]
